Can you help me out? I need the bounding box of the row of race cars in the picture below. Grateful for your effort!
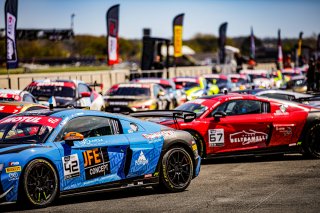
[0,66,320,208]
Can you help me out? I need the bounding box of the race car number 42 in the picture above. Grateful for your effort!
[208,129,224,147]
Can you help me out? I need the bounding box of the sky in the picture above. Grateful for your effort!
[0,0,319,39]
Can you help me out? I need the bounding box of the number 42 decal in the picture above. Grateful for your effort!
[62,154,80,180]
[208,129,224,147]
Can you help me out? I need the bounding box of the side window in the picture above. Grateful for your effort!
[55,116,121,142]
[23,94,35,103]
[78,84,91,94]
[211,100,267,116]
[153,85,160,97]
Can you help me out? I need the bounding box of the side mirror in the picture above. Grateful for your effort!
[213,111,227,120]
[80,92,91,98]
[64,132,84,146]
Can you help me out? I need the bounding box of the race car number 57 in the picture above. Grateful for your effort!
[208,129,224,147]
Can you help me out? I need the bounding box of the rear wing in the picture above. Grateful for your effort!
[129,110,196,123]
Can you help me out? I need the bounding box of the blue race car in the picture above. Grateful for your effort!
[0,109,200,208]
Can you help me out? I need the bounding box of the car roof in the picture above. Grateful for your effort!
[255,89,312,98]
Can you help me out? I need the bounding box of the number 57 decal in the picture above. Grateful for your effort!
[208,129,224,147]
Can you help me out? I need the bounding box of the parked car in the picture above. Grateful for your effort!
[0,108,200,207]
[131,93,320,160]
[104,83,168,113]
[0,101,48,119]
[0,89,37,103]
[24,79,105,111]
[172,76,208,100]
[131,78,185,107]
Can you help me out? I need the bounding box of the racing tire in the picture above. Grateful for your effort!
[19,159,59,208]
[156,147,193,193]
[303,123,320,159]
[187,131,206,158]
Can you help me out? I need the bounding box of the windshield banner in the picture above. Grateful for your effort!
[0,116,62,128]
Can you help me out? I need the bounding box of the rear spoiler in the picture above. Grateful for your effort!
[128,110,196,123]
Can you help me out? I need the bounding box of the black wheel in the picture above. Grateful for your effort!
[303,124,320,158]
[158,147,193,192]
[188,131,206,158]
[20,159,59,208]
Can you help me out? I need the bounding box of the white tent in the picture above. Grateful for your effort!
[161,45,195,56]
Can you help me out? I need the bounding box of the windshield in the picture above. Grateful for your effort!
[110,87,151,96]
[0,112,11,120]
[26,85,76,98]
[0,116,61,144]
[175,82,200,90]
[175,103,208,118]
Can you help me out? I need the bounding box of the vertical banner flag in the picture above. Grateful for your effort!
[5,0,18,69]
[277,29,283,63]
[106,4,120,66]
[297,31,303,57]
[250,27,255,59]
[173,13,184,58]
[317,33,320,52]
[218,22,228,64]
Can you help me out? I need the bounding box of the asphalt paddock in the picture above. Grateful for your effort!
[2,154,320,213]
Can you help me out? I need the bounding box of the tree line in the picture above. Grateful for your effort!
[0,33,318,65]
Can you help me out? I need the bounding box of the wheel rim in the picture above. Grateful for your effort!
[309,127,320,156]
[26,162,56,204]
[166,149,192,188]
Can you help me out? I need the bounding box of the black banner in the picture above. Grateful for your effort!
[277,29,283,63]
[106,4,120,65]
[5,0,18,69]
[317,33,320,52]
[218,22,228,64]
[173,13,184,58]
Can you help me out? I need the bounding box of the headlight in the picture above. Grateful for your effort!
[0,163,4,172]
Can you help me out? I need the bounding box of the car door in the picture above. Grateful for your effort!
[206,99,273,153]
[54,115,130,191]
[119,119,162,178]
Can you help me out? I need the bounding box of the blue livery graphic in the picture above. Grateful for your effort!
[0,109,200,208]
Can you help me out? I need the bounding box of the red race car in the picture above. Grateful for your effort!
[131,93,320,159]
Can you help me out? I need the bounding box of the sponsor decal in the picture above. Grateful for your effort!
[118,84,150,88]
[8,162,19,166]
[274,104,289,115]
[175,78,197,83]
[280,104,288,113]
[0,116,61,127]
[82,148,110,180]
[62,154,80,180]
[276,126,292,136]
[8,172,19,181]
[135,151,148,166]
[109,101,128,106]
[128,123,139,133]
[192,144,198,151]
[79,138,104,146]
[36,82,65,87]
[6,166,21,173]
[142,130,175,142]
[144,174,152,178]
[230,129,268,145]
[208,129,224,147]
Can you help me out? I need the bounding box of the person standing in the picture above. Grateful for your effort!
[307,57,315,91]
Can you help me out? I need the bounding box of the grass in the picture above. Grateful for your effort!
[0,65,111,75]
